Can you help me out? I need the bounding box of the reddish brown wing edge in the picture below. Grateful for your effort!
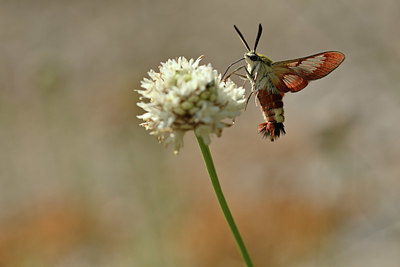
[271,51,345,93]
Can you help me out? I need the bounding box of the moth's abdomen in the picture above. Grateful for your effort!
[256,90,286,141]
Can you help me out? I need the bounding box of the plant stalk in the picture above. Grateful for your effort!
[196,135,253,267]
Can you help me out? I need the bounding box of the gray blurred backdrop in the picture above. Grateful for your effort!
[1,0,400,266]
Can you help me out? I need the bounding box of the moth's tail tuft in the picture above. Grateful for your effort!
[258,122,286,142]
[258,122,269,136]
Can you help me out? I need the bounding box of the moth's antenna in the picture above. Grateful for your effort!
[254,24,263,51]
[234,25,251,51]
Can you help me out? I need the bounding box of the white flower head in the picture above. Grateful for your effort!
[137,56,245,154]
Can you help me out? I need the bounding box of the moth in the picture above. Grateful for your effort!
[223,24,345,141]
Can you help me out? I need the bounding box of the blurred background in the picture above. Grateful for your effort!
[1,0,400,266]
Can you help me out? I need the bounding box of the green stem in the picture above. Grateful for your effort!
[196,135,254,267]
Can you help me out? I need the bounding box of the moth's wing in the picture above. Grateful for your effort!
[271,51,345,92]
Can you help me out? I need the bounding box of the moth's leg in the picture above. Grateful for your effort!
[236,73,248,80]
[244,67,252,81]
[243,67,258,95]
[244,67,257,91]
[223,65,246,82]
[254,91,259,107]
[244,90,255,111]
[250,62,261,79]
[245,70,260,108]
[226,67,254,110]
[221,58,246,80]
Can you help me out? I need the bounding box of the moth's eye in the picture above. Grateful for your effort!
[249,55,258,61]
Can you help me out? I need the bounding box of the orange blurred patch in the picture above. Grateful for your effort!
[178,196,348,267]
[0,200,95,266]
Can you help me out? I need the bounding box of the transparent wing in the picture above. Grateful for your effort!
[271,51,345,92]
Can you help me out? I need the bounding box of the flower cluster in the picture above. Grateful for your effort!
[137,56,245,154]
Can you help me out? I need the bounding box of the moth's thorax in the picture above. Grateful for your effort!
[244,51,276,92]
